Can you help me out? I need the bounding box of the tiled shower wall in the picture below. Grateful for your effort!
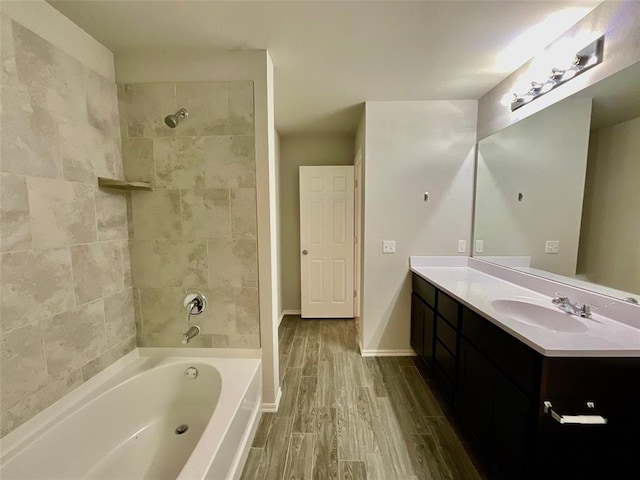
[0,17,135,436]
[118,81,260,348]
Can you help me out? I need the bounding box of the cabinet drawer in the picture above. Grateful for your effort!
[412,274,436,308]
[436,315,457,354]
[462,307,540,394]
[435,339,456,382]
[437,291,460,328]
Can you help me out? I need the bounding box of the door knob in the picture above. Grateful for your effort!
[302,250,308,255]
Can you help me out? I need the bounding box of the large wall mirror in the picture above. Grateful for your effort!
[474,60,640,301]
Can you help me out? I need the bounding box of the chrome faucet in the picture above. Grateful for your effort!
[182,325,201,345]
[182,291,206,344]
[552,294,594,319]
[185,291,206,319]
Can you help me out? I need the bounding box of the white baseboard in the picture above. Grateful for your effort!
[360,349,417,357]
[278,310,301,326]
[262,387,282,412]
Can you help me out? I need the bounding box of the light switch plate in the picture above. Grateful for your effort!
[458,240,466,253]
[475,239,484,253]
[545,240,560,254]
[382,240,396,253]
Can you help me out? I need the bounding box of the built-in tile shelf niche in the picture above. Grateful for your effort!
[97,177,153,191]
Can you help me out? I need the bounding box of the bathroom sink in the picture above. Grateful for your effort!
[491,300,589,333]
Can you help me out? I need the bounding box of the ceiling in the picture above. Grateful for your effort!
[49,0,601,137]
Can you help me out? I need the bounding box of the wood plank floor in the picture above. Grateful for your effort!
[240,316,484,480]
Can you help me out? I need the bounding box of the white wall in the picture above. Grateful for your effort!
[278,136,355,312]
[475,98,592,276]
[362,101,477,354]
[577,115,640,294]
[477,1,640,140]
[115,49,280,407]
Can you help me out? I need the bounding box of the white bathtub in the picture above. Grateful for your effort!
[0,350,262,480]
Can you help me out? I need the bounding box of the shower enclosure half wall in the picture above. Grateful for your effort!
[118,81,260,349]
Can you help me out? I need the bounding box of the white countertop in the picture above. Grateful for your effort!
[410,260,640,357]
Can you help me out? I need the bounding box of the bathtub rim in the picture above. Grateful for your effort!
[0,348,261,470]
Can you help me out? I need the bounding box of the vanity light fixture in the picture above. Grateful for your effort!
[510,36,604,111]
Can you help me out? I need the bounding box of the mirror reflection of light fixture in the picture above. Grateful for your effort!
[510,36,604,111]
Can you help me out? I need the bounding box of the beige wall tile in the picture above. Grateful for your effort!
[1,248,74,331]
[228,81,254,135]
[104,288,136,348]
[0,17,131,438]
[130,189,181,239]
[198,287,236,335]
[123,83,177,137]
[235,287,260,335]
[176,82,228,136]
[121,240,132,288]
[139,287,184,334]
[132,287,142,332]
[129,240,161,288]
[58,119,119,183]
[71,242,124,304]
[1,99,61,178]
[230,187,257,239]
[137,332,213,348]
[58,120,95,183]
[139,287,236,336]
[43,300,107,381]
[130,240,208,288]
[1,16,17,88]
[122,137,154,183]
[204,136,256,188]
[27,177,97,248]
[154,136,205,189]
[1,369,82,436]
[86,69,119,136]
[211,334,260,348]
[208,238,258,288]
[126,192,134,238]
[116,84,128,141]
[0,174,32,252]
[95,189,128,241]
[12,21,86,121]
[181,187,231,239]
[159,239,209,288]
[81,335,135,381]
[0,322,48,412]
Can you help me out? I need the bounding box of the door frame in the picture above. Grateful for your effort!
[299,165,355,318]
[354,149,363,319]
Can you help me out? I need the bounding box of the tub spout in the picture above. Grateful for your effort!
[182,325,200,344]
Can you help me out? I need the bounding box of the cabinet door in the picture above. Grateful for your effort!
[422,302,435,365]
[491,373,532,479]
[457,339,493,446]
[410,294,424,356]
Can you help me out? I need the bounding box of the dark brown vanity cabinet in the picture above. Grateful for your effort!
[410,273,640,480]
[457,315,538,479]
[410,275,436,366]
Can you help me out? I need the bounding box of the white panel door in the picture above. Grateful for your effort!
[300,166,355,318]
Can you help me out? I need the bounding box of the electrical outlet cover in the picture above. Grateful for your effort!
[382,240,396,253]
[545,240,560,254]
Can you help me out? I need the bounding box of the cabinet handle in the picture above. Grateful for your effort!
[543,401,607,425]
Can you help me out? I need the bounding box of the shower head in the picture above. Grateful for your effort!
[164,108,189,128]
